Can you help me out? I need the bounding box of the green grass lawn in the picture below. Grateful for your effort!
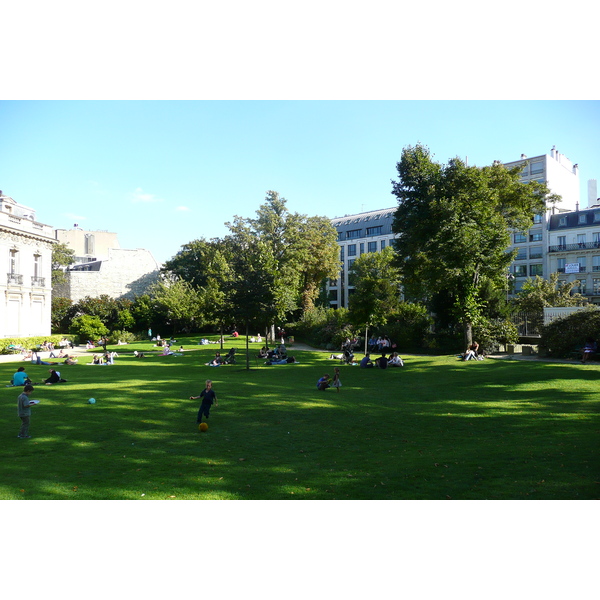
[1,336,598,500]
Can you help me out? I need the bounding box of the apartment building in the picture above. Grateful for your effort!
[327,147,584,307]
[504,147,580,292]
[327,207,397,308]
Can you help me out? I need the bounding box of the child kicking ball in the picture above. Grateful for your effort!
[190,380,218,428]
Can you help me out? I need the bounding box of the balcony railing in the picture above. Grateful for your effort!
[7,273,23,285]
[31,276,46,287]
[549,242,600,252]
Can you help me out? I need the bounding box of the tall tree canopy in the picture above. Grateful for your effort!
[225,191,340,313]
[348,246,402,329]
[391,143,558,345]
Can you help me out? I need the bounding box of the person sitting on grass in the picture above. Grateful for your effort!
[10,366,31,387]
[375,353,388,369]
[317,374,331,390]
[206,352,223,367]
[360,354,374,368]
[388,352,404,367]
[44,369,66,385]
[64,355,78,365]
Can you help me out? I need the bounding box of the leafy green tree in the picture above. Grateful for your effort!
[73,295,121,329]
[51,297,73,333]
[511,273,586,313]
[51,242,76,287]
[150,278,204,334]
[391,143,558,346]
[348,247,402,349]
[222,236,280,369]
[225,191,340,313]
[70,314,109,341]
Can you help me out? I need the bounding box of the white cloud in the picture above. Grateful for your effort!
[131,187,163,203]
[65,213,87,221]
[176,206,190,212]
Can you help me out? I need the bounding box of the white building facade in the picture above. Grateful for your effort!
[504,147,580,293]
[0,192,55,338]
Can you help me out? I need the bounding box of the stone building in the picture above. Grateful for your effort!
[53,228,161,303]
[0,192,55,338]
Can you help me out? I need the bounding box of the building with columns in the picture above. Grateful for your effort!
[0,192,55,338]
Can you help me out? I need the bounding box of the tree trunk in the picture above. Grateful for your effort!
[464,321,473,349]
[245,321,250,370]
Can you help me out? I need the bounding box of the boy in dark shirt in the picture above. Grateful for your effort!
[191,380,218,425]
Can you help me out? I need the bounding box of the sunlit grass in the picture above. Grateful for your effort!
[1,335,598,499]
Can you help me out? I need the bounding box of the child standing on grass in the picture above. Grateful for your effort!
[17,385,37,439]
[332,367,342,393]
[191,380,218,425]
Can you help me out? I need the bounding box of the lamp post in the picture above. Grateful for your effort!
[506,272,515,302]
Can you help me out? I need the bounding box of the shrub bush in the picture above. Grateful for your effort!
[292,307,354,349]
[540,305,600,357]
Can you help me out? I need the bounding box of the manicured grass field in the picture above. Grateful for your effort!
[1,336,598,500]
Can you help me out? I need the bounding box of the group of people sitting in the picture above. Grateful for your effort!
[8,366,67,387]
[462,341,484,361]
[88,352,118,365]
[359,352,404,369]
[367,336,394,353]
[206,348,237,366]
[258,344,298,365]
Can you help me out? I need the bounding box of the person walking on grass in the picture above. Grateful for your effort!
[191,380,218,425]
[17,385,38,439]
[332,367,342,393]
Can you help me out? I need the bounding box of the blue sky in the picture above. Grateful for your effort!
[1,101,599,264]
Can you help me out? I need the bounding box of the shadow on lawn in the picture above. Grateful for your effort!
[1,352,598,499]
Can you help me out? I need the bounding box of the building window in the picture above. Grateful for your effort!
[9,249,18,274]
[558,217,567,227]
[347,244,356,257]
[579,214,588,224]
[577,233,586,247]
[347,259,355,271]
[530,161,544,174]
[337,232,344,241]
[594,213,600,223]
[340,246,344,261]
[366,226,383,236]
[514,265,527,277]
[530,264,543,277]
[575,279,587,294]
[533,214,542,224]
[594,279,600,294]
[33,253,42,278]
[557,258,566,272]
[368,241,377,253]
[514,233,527,244]
[529,232,543,242]
[515,248,527,260]
[359,243,364,255]
[346,229,362,239]
[593,256,600,272]
[380,239,386,250]
[558,235,567,249]
[529,246,542,259]
[577,256,587,271]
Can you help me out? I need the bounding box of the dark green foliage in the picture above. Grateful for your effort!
[292,306,354,350]
[51,297,73,333]
[540,306,600,357]
[374,303,432,352]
